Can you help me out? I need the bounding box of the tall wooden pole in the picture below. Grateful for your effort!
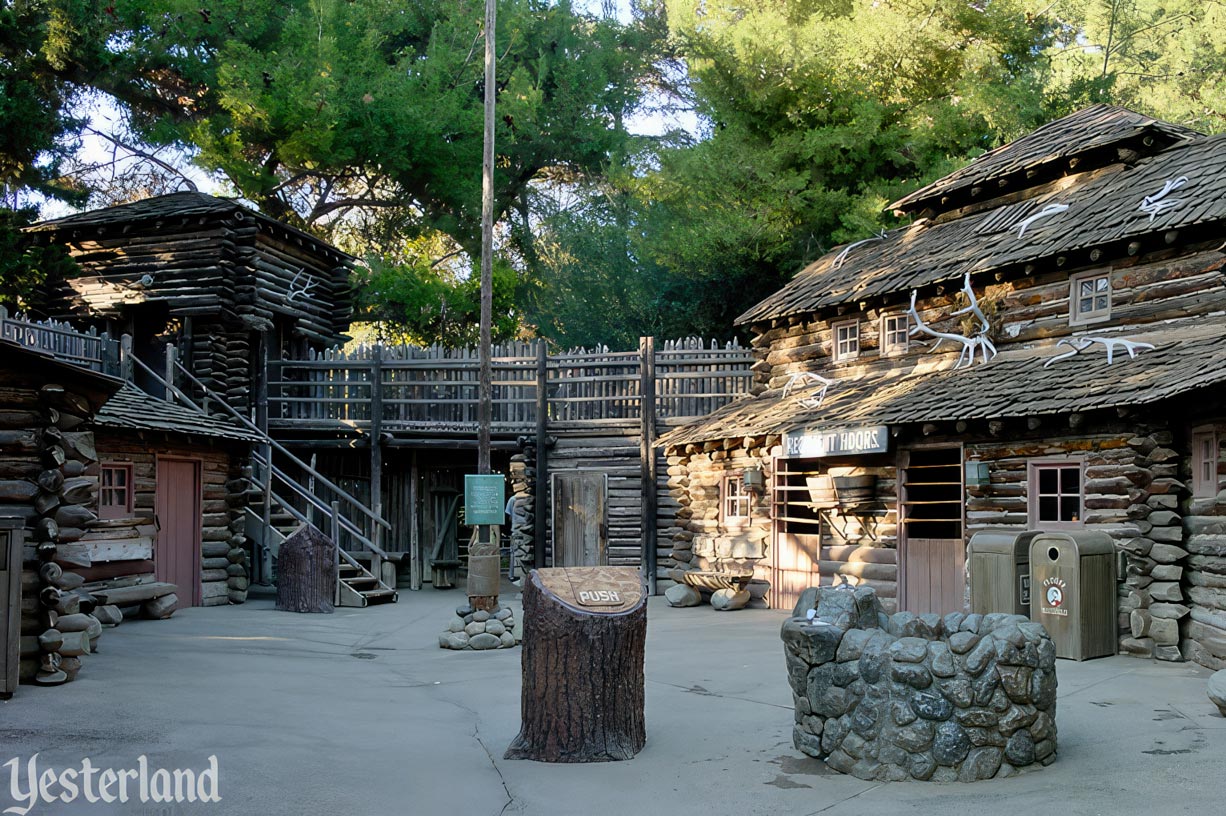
[467,0,499,611]
[478,0,496,478]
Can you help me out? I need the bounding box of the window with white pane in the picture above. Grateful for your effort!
[1069,271,1111,324]
[832,320,860,362]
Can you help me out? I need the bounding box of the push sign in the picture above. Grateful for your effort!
[577,589,622,607]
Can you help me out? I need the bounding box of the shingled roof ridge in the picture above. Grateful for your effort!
[886,104,1203,216]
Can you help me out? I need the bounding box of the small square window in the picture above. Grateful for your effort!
[722,475,752,525]
[1070,272,1111,324]
[1192,430,1219,498]
[833,320,860,362]
[880,314,910,357]
[1030,461,1083,527]
[99,463,134,520]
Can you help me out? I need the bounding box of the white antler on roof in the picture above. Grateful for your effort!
[782,371,835,409]
[906,273,997,369]
[286,268,320,302]
[1042,336,1156,368]
[1138,176,1189,222]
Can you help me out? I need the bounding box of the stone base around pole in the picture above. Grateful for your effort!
[439,601,519,650]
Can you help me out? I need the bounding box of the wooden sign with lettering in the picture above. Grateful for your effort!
[534,566,643,614]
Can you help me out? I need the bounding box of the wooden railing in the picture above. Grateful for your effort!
[269,337,754,432]
[0,306,120,374]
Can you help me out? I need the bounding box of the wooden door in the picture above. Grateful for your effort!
[769,458,823,611]
[899,447,965,614]
[551,472,608,567]
[155,458,202,607]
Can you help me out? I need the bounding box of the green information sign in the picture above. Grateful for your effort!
[464,474,506,526]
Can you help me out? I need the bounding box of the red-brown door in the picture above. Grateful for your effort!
[155,458,202,606]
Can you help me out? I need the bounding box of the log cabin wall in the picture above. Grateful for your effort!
[1178,413,1226,670]
[91,432,251,608]
[747,245,1226,392]
[0,347,120,687]
[26,193,355,414]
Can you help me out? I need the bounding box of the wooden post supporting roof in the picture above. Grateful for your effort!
[640,336,658,595]
[534,340,548,569]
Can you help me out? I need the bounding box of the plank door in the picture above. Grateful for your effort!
[899,447,965,615]
[551,471,608,567]
[155,458,202,607]
[769,458,823,611]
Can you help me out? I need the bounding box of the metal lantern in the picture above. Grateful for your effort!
[965,458,991,489]
[742,468,766,493]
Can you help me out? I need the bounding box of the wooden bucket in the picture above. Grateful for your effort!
[805,475,837,506]
[833,475,876,506]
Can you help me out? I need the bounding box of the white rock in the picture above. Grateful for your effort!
[1208,670,1226,716]
[711,588,750,611]
[665,584,702,607]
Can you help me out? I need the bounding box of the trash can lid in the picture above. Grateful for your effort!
[968,528,1044,555]
[1030,530,1115,555]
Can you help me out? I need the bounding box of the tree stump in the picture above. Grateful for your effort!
[275,524,337,614]
[505,567,647,762]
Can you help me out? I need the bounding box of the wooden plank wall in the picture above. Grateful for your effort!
[92,432,249,607]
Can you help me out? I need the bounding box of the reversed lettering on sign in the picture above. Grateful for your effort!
[577,589,622,606]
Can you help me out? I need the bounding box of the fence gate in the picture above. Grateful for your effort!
[551,472,608,567]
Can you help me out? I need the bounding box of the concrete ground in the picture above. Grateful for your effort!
[2,586,1223,816]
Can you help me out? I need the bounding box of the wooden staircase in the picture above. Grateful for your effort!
[142,349,399,609]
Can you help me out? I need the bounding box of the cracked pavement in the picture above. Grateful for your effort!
[2,586,1223,815]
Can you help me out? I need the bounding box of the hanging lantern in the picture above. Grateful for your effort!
[965,458,991,489]
[742,468,765,493]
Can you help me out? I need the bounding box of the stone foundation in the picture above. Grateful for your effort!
[439,602,519,650]
[782,587,1057,782]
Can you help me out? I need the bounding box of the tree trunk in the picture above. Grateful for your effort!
[275,524,336,614]
[505,567,647,762]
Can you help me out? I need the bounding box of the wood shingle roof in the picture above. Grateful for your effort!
[658,321,1226,448]
[738,130,1226,325]
[93,384,263,443]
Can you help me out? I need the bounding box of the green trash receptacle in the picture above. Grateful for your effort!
[969,529,1042,617]
[1029,531,1117,660]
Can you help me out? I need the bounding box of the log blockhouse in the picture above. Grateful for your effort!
[659,105,1226,669]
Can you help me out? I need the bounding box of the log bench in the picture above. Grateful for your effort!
[679,569,755,592]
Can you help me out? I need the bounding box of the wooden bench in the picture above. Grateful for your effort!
[679,569,755,592]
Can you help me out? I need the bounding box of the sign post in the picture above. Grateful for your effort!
[465,474,504,610]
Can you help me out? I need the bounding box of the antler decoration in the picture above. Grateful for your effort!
[1042,336,1156,368]
[1138,176,1189,222]
[1015,203,1070,238]
[782,372,835,409]
[906,273,998,369]
[832,229,889,270]
[286,268,320,302]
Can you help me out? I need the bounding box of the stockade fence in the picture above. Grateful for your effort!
[0,307,120,374]
[268,337,755,432]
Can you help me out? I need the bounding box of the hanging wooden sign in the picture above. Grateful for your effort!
[784,425,889,458]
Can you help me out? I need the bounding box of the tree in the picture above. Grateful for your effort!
[0,208,79,312]
[1045,1,1226,132]
[622,0,1059,332]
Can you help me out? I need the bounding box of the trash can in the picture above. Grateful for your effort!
[1029,531,1117,660]
[1,518,23,699]
[969,529,1042,617]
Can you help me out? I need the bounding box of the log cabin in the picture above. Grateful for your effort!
[658,105,1226,669]
[0,335,256,688]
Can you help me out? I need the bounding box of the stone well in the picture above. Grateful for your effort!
[782,587,1057,782]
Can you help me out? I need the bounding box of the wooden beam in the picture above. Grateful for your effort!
[534,340,548,570]
[639,336,658,595]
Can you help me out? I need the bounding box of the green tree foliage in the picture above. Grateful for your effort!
[0,0,115,201]
[1046,1,1226,131]
[616,0,1059,332]
[0,208,79,311]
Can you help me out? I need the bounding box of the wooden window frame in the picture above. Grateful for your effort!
[1192,427,1219,499]
[721,472,753,530]
[1027,458,1085,529]
[880,313,910,357]
[99,462,135,520]
[1069,270,1112,326]
[832,319,860,362]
